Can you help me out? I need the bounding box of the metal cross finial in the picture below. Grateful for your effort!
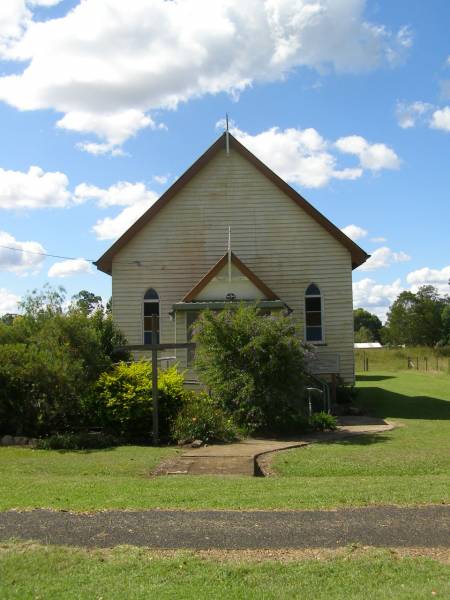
[225,113,230,154]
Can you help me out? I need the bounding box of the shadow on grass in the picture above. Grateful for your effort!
[357,387,450,421]
[356,375,396,382]
[314,433,392,447]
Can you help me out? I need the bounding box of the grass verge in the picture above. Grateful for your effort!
[0,542,448,600]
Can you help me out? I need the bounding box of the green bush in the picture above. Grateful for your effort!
[0,343,85,436]
[93,362,186,440]
[37,432,118,450]
[171,392,241,444]
[193,304,309,434]
[309,411,338,431]
[0,286,128,437]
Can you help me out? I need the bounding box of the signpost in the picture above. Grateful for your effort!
[118,315,195,445]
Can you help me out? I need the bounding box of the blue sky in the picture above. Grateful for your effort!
[0,0,449,320]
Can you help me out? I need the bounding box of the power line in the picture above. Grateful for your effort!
[0,244,96,263]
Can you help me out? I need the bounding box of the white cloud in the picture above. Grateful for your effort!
[395,100,433,129]
[153,174,170,185]
[227,123,398,188]
[78,181,158,240]
[0,1,61,57]
[0,165,70,210]
[92,201,153,240]
[430,106,450,132]
[370,236,387,243]
[0,230,45,274]
[358,246,410,272]
[406,265,450,296]
[0,288,21,315]
[354,264,450,322]
[74,181,157,208]
[335,135,401,171]
[353,277,404,321]
[0,0,412,152]
[341,224,367,241]
[57,110,157,156]
[48,258,93,278]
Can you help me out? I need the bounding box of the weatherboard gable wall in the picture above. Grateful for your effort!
[111,145,355,382]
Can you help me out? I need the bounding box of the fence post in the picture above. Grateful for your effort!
[437,357,439,371]
[417,357,419,370]
[366,357,369,372]
[407,356,410,369]
[425,357,427,371]
[151,314,159,446]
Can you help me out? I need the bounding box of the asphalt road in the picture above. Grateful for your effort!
[0,506,449,549]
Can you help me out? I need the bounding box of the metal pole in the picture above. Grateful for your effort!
[152,314,159,446]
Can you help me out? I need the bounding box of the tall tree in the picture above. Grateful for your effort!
[385,286,444,346]
[353,308,382,342]
[72,290,103,315]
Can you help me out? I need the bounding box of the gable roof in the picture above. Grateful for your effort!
[182,251,279,302]
[95,132,369,274]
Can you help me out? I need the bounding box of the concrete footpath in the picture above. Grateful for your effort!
[0,506,448,549]
[155,417,394,476]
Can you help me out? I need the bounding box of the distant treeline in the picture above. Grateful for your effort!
[354,285,450,348]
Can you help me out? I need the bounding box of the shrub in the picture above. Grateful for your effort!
[0,343,85,436]
[193,304,309,434]
[171,392,241,444]
[37,432,118,450]
[0,285,128,437]
[93,362,186,440]
[309,411,338,431]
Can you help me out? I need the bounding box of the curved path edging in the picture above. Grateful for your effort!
[154,418,395,477]
[255,421,395,477]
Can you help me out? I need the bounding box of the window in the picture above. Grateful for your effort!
[305,283,323,342]
[143,288,159,344]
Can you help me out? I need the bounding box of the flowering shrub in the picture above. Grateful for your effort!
[171,392,241,444]
[94,362,186,440]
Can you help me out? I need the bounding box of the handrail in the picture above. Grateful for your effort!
[305,372,331,413]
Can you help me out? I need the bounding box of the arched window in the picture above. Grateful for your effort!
[305,283,323,342]
[143,288,159,344]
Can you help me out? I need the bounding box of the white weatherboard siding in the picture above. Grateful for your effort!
[112,146,355,382]
[194,262,266,301]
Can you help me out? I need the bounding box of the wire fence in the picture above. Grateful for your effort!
[355,348,450,373]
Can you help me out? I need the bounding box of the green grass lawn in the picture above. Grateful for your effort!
[0,542,448,600]
[0,370,448,511]
[273,370,450,478]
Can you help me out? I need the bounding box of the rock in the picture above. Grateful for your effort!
[14,436,29,446]
[1,435,14,446]
[190,439,203,448]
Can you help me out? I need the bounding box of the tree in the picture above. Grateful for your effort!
[193,304,309,434]
[440,304,450,345]
[384,286,444,346]
[0,286,128,436]
[354,326,375,343]
[72,290,103,315]
[353,308,382,341]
